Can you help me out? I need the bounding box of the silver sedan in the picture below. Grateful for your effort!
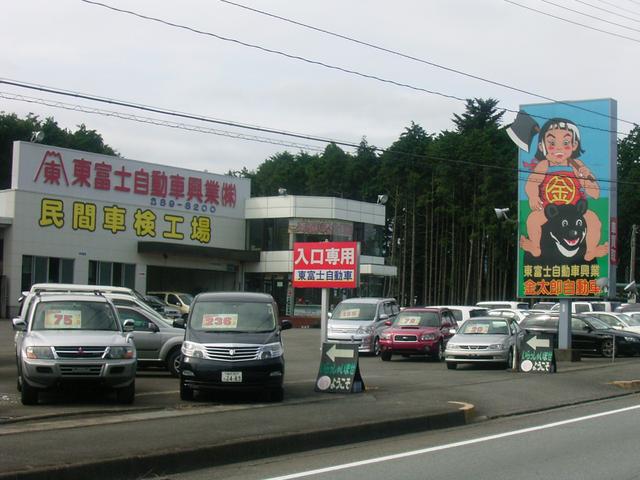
[444,317,524,370]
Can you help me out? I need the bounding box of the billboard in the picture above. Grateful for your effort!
[508,99,617,298]
[292,242,359,289]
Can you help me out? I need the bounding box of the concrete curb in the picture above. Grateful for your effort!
[0,404,473,480]
[609,380,640,390]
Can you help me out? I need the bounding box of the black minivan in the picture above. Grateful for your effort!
[178,292,291,401]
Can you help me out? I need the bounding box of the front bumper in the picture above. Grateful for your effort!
[327,334,375,353]
[380,339,439,356]
[444,348,509,363]
[180,356,284,391]
[21,358,137,389]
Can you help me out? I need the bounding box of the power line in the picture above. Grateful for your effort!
[2,86,634,194]
[540,0,640,33]
[575,0,640,23]
[76,0,632,137]
[600,0,640,15]
[505,0,640,43]
[0,91,326,153]
[219,0,636,126]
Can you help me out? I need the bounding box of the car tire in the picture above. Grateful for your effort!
[167,349,181,377]
[372,337,381,356]
[446,362,457,370]
[434,342,445,362]
[269,387,284,403]
[381,351,392,361]
[180,380,194,401]
[116,380,135,404]
[601,338,614,358]
[20,377,38,405]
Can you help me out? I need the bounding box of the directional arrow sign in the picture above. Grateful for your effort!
[326,344,355,362]
[527,335,551,351]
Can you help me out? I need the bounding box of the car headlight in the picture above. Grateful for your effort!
[623,336,639,342]
[25,346,54,359]
[106,346,135,359]
[489,344,507,350]
[446,343,459,349]
[380,332,392,340]
[182,341,207,358]
[356,325,374,335]
[258,342,284,359]
[420,333,437,341]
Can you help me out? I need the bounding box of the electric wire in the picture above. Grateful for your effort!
[574,0,640,23]
[218,0,636,126]
[76,0,633,137]
[505,0,640,43]
[540,0,640,33]
[2,88,634,194]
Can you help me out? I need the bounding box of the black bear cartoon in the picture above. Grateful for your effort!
[524,199,596,266]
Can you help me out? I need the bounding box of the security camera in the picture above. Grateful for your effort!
[624,281,637,294]
[494,208,510,221]
[377,194,388,205]
[30,131,44,143]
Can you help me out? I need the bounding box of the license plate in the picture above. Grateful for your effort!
[222,371,242,382]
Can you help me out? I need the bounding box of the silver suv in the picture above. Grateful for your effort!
[12,293,137,405]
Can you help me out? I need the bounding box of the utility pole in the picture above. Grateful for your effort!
[630,224,637,284]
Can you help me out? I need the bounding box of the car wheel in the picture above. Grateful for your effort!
[505,348,514,369]
[167,349,181,377]
[381,351,392,361]
[373,337,381,356]
[434,342,445,362]
[16,376,21,393]
[180,380,194,401]
[20,377,38,405]
[601,338,614,358]
[116,380,135,404]
[269,387,284,403]
[446,362,457,370]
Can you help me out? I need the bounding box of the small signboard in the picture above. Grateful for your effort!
[519,333,555,373]
[315,343,365,393]
[293,241,359,289]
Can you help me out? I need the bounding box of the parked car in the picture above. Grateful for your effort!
[586,312,640,335]
[379,307,457,362]
[532,302,555,310]
[520,313,640,357]
[12,292,137,405]
[143,295,182,320]
[476,301,529,310]
[488,308,530,324]
[116,305,185,376]
[444,317,523,370]
[428,305,489,327]
[327,297,399,355]
[179,292,292,402]
[147,292,193,319]
[282,304,321,328]
[590,301,622,312]
[550,301,593,313]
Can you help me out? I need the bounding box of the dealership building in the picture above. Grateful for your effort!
[0,142,396,317]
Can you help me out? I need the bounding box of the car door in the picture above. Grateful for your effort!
[571,317,598,353]
[440,311,456,342]
[117,307,162,360]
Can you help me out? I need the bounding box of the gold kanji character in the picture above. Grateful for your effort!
[134,209,156,238]
[39,198,64,228]
[103,205,127,234]
[190,216,211,244]
[72,202,96,232]
[163,214,184,240]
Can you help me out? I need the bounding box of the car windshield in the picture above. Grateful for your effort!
[189,301,276,332]
[332,303,377,321]
[620,314,640,326]
[393,311,439,327]
[179,294,194,305]
[460,319,509,335]
[584,316,614,330]
[32,300,119,331]
[593,315,624,328]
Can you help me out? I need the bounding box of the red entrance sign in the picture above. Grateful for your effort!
[293,242,358,289]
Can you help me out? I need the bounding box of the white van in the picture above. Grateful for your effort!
[549,301,593,313]
[476,301,529,310]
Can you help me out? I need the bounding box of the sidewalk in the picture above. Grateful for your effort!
[1,355,639,480]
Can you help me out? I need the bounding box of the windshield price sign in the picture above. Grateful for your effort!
[293,242,359,289]
[519,333,555,373]
[315,343,365,394]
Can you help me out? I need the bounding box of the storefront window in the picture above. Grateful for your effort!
[354,222,385,257]
[247,219,290,251]
[89,260,135,289]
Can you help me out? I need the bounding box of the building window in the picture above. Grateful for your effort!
[21,255,74,291]
[89,261,135,288]
[247,219,290,251]
[354,222,385,257]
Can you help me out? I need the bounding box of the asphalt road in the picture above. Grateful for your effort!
[170,394,640,480]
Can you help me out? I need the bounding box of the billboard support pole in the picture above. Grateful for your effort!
[320,288,329,351]
[558,298,572,353]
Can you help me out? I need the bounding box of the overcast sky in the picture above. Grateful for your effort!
[2,0,637,180]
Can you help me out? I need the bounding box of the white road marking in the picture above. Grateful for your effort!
[263,403,640,480]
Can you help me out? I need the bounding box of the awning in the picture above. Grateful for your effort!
[137,241,260,262]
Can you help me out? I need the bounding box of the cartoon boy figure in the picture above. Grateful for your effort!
[520,118,608,261]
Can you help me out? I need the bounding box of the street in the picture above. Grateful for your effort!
[170,395,640,480]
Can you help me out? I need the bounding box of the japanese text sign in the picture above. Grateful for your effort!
[292,242,359,289]
[519,333,555,373]
[315,343,365,394]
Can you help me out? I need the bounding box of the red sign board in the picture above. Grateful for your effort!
[293,242,358,289]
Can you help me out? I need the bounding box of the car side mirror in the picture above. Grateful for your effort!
[122,319,135,332]
[384,320,392,326]
[379,313,389,321]
[449,328,457,335]
[173,318,186,329]
[442,322,453,329]
[281,319,292,331]
[12,317,26,331]
[327,312,332,318]
[149,322,160,333]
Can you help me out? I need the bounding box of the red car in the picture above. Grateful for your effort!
[379,307,457,361]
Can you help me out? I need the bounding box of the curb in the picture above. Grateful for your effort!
[0,404,473,480]
[610,380,640,390]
